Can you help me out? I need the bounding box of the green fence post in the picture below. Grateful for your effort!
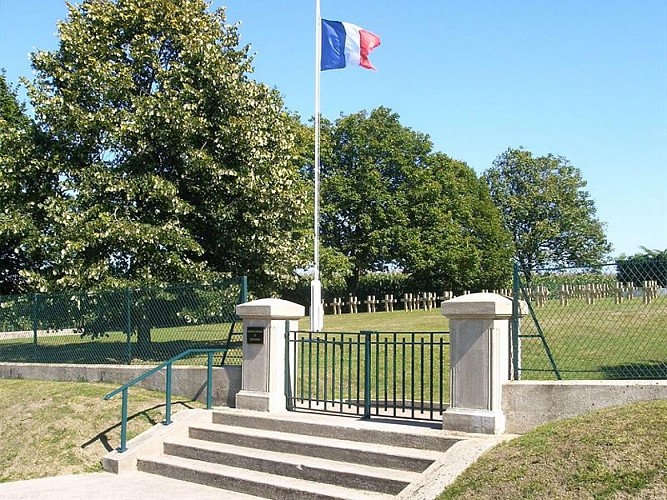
[31,293,38,344]
[31,293,39,361]
[240,276,248,304]
[362,331,372,419]
[125,288,132,365]
[165,363,172,425]
[206,351,213,409]
[512,262,520,380]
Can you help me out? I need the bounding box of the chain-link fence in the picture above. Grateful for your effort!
[0,279,246,366]
[515,260,667,380]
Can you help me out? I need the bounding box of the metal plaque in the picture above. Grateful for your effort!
[246,327,265,344]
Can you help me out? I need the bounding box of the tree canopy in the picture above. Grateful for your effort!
[399,152,514,292]
[0,73,56,295]
[3,2,617,300]
[616,247,667,287]
[319,107,513,293]
[483,148,611,280]
[20,0,309,295]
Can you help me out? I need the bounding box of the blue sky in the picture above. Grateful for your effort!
[1,0,665,258]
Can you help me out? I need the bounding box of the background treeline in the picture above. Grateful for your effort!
[1,0,615,305]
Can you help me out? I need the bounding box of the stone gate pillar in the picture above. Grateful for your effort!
[235,298,304,412]
[441,292,524,434]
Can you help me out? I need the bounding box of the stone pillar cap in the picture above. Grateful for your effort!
[236,298,305,320]
[441,292,526,319]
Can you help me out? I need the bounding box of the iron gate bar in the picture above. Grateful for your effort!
[356,335,361,412]
[401,338,406,413]
[420,337,425,415]
[374,332,379,414]
[411,333,415,419]
[363,331,371,419]
[346,339,352,410]
[429,337,434,420]
[284,323,293,410]
[323,334,328,410]
[308,332,313,408]
[298,333,304,403]
[286,329,450,421]
[330,336,334,409]
[392,333,397,417]
[439,338,444,416]
[339,338,344,412]
[315,337,320,406]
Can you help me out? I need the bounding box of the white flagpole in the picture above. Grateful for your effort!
[310,0,324,331]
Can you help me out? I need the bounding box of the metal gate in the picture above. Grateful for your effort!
[285,329,450,421]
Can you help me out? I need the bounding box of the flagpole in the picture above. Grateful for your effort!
[310,0,323,332]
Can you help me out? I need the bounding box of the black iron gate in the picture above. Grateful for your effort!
[285,329,450,421]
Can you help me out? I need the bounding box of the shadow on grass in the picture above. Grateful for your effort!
[600,361,667,379]
[0,339,243,366]
[81,400,197,452]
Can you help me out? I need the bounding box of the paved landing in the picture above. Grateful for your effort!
[0,471,262,500]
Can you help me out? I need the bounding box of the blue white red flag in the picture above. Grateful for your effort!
[321,19,381,71]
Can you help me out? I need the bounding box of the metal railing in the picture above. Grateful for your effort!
[0,279,246,366]
[103,348,226,452]
[285,329,450,421]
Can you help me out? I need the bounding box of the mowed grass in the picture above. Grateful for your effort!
[0,379,201,483]
[1,296,665,378]
[289,330,450,412]
[0,322,238,365]
[1,377,664,498]
[439,399,667,499]
[303,297,667,380]
[299,308,450,332]
[296,310,450,406]
[515,297,667,379]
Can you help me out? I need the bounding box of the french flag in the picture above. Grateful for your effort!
[321,19,381,71]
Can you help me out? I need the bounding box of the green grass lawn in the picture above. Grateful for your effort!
[0,322,239,366]
[516,297,667,379]
[1,377,664,499]
[438,399,667,499]
[304,298,667,380]
[0,379,203,483]
[1,296,665,379]
[288,330,450,414]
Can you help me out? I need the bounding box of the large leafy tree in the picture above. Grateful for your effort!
[25,0,309,295]
[320,107,512,292]
[320,107,431,288]
[400,152,513,292]
[0,73,56,295]
[484,148,611,281]
[616,247,667,287]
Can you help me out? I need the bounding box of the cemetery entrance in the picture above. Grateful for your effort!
[285,329,450,421]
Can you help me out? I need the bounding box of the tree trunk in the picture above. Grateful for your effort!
[136,322,152,357]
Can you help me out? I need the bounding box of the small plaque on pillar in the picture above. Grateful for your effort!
[246,327,265,344]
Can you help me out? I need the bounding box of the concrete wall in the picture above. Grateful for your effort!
[0,362,242,407]
[4,361,666,434]
[503,380,667,434]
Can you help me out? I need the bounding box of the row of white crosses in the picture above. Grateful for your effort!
[323,282,662,313]
[535,282,662,307]
[323,289,513,315]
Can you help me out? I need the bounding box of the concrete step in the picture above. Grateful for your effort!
[188,422,439,472]
[163,437,420,495]
[211,408,459,452]
[138,454,396,500]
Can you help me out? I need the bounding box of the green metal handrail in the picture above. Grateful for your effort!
[103,348,226,453]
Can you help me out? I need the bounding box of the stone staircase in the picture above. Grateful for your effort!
[104,408,505,500]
